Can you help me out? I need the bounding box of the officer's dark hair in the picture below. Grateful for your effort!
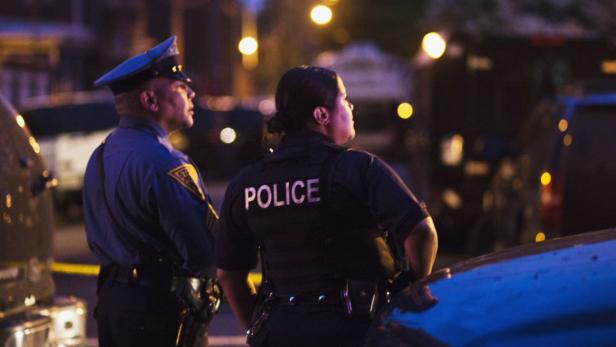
[268,66,339,134]
[113,78,166,116]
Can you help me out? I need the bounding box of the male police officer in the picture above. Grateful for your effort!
[83,36,219,347]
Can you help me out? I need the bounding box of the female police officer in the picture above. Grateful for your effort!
[215,66,438,347]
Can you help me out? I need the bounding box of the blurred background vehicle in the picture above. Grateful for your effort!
[539,91,616,238]
[20,91,116,217]
[475,87,616,255]
[0,94,87,347]
[414,31,616,254]
[366,228,616,347]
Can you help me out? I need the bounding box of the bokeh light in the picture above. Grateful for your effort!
[310,5,333,25]
[238,36,258,55]
[220,127,237,144]
[16,115,25,128]
[397,102,414,120]
[558,119,568,132]
[422,32,446,59]
[540,171,552,186]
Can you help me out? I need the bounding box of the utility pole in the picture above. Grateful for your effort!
[171,0,185,65]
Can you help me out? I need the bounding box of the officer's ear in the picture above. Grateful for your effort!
[139,90,159,112]
[313,106,330,126]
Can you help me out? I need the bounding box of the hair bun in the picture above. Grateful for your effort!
[266,113,284,134]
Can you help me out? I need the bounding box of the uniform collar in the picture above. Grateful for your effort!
[118,116,174,150]
[278,130,334,149]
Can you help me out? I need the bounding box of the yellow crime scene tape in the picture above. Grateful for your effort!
[51,262,263,285]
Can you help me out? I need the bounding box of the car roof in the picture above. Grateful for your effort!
[558,93,616,121]
[19,91,113,111]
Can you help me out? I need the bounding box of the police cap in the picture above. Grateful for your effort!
[94,36,191,95]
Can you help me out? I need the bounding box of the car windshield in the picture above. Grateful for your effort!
[559,103,616,235]
[21,102,118,137]
[565,105,616,172]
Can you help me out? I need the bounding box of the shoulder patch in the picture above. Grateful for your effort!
[167,164,205,201]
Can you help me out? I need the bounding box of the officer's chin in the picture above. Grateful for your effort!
[183,114,194,129]
[337,132,355,146]
[347,129,356,143]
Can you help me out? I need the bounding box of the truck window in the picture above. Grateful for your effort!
[561,104,616,235]
[566,105,616,172]
[22,102,118,138]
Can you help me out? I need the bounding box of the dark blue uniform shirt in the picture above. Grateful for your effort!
[83,116,216,277]
[215,131,429,273]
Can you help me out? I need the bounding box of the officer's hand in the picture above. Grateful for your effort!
[388,269,420,295]
[395,283,438,313]
[407,283,438,312]
[397,268,452,313]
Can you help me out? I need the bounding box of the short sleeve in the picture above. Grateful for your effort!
[147,159,216,276]
[333,150,429,240]
[215,175,259,271]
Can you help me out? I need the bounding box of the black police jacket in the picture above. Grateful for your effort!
[215,131,429,295]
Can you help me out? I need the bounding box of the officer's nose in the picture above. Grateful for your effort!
[187,86,196,100]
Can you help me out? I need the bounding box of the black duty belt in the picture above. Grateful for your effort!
[274,289,343,306]
[271,279,384,317]
[100,263,175,289]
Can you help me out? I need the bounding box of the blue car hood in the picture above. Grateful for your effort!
[368,229,616,347]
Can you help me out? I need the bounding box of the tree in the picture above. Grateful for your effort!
[424,0,616,38]
[323,0,429,59]
[255,0,429,92]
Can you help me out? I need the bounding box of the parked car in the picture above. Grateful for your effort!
[475,91,616,254]
[540,92,616,237]
[366,228,616,346]
[468,99,558,253]
[0,94,87,346]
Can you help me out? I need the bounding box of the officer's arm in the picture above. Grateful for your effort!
[404,216,438,279]
[216,269,257,329]
[148,159,216,276]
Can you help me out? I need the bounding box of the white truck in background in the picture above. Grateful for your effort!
[19,91,116,217]
[37,129,112,194]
